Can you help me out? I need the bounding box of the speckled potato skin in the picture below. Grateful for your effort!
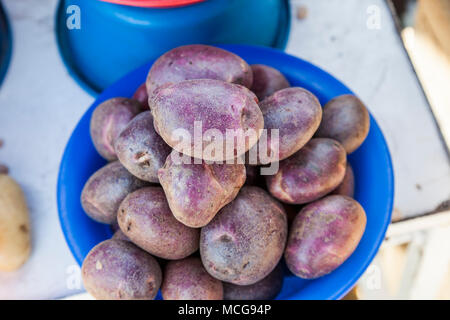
[259,87,322,162]
[115,111,171,183]
[146,44,253,97]
[200,186,288,285]
[90,98,142,161]
[117,187,199,260]
[162,257,223,300]
[158,151,246,228]
[81,161,146,224]
[266,138,347,204]
[110,220,120,232]
[112,229,130,242]
[151,79,264,162]
[332,163,355,197]
[112,229,169,267]
[316,94,370,154]
[81,239,162,300]
[250,64,290,101]
[223,263,284,300]
[132,83,150,111]
[285,195,366,279]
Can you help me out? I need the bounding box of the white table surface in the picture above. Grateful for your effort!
[0,0,448,299]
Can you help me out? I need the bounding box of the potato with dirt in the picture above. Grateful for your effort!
[332,163,355,197]
[223,263,284,300]
[146,44,253,97]
[256,87,322,162]
[266,138,346,204]
[115,111,171,183]
[90,98,142,161]
[285,195,366,279]
[81,239,162,300]
[315,94,370,153]
[158,150,246,228]
[151,79,264,162]
[117,187,199,260]
[200,186,288,285]
[250,64,290,101]
[162,257,223,300]
[0,174,31,272]
[81,161,146,224]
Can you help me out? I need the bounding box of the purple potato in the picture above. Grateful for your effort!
[316,94,370,153]
[332,163,355,197]
[258,87,322,162]
[117,187,199,260]
[285,195,366,279]
[162,257,223,300]
[112,229,130,242]
[250,64,290,101]
[81,239,162,300]
[110,220,120,232]
[266,138,347,204]
[151,79,264,161]
[132,83,150,111]
[223,263,284,300]
[146,44,253,97]
[90,98,141,161]
[158,150,246,228]
[115,111,171,183]
[200,186,288,285]
[115,228,168,267]
[81,161,146,224]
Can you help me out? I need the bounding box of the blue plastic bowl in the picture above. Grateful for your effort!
[57,0,290,94]
[57,44,394,300]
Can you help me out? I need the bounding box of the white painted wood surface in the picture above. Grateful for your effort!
[287,0,450,218]
[0,0,91,299]
[0,0,448,299]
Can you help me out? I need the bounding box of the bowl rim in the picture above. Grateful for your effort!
[57,44,394,300]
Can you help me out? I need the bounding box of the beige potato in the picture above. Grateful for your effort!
[0,175,31,271]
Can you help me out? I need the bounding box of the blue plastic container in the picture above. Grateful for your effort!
[0,2,11,88]
[57,44,394,300]
[57,0,290,94]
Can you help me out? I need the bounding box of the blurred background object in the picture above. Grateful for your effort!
[393,0,450,148]
[350,0,450,300]
[58,0,290,94]
[0,1,11,88]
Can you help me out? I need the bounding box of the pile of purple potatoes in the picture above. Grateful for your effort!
[80,45,370,300]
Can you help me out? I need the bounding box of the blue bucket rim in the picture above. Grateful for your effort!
[54,0,291,97]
